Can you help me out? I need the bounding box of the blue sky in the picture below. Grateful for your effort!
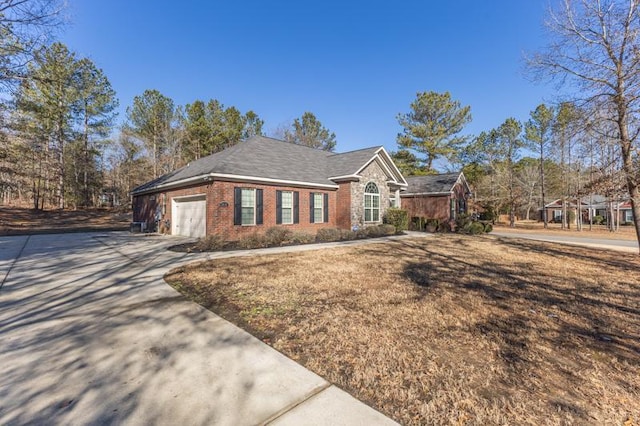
[61,1,555,167]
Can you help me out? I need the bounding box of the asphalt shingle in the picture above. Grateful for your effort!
[404,173,461,194]
[132,136,389,194]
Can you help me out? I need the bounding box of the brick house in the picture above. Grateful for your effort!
[400,172,471,224]
[131,136,407,239]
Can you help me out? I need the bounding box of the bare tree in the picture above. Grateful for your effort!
[530,0,640,251]
[0,0,65,90]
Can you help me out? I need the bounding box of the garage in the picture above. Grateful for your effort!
[172,195,206,238]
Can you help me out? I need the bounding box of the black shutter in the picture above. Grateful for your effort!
[293,191,299,224]
[276,190,282,224]
[309,192,315,223]
[256,189,263,225]
[234,187,242,225]
[323,193,329,223]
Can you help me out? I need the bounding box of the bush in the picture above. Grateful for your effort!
[455,213,472,231]
[425,218,440,232]
[593,215,604,225]
[437,221,451,233]
[339,229,358,240]
[237,233,268,249]
[466,221,485,235]
[483,223,493,233]
[264,226,293,246]
[410,216,425,231]
[289,232,315,244]
[194,234,226,251]
[316,228,342,242]
[379,224,396,236]
[384,208,408,233]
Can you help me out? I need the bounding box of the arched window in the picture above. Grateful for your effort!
[364,182,380,222]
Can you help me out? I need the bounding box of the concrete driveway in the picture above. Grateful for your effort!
[0,232,396,425]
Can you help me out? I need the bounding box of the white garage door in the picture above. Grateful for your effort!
[172,195,206,238]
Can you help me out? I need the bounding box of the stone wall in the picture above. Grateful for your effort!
[350,160,392,228]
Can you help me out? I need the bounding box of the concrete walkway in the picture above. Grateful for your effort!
[0,231,424,425]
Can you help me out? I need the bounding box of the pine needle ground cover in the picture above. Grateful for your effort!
[165,235,640,425]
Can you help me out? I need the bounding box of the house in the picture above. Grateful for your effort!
[541,196,633,225]
[131,136,407,239]
[400,172,471,224]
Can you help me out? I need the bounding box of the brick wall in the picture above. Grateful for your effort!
[132,194,158,225]
[401,182,469,222]
[336,181,352,229]
[401,195,451,221]
[146,179,340,240]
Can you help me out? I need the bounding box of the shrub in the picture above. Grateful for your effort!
[339,229,358,240]
[425,218,440,232]
[316,228,342,242]
[483,223,493,233]
[237,233,268,249]
[355,227,369,239]
[455,213,472,232]
[194,234,226,251]
[437,221,451,233]
[384,208,408,233]
[466,221,485,235]
[410,217,425,231]
[264,227,293,246]
[379,224,396,236]
[593,215,604,225]
[289,232,315,244]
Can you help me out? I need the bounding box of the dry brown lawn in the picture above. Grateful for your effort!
[166,235,640,425]
[0,207,130,235]
[496,221,638,241]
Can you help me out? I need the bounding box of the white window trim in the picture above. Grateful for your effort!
[241,188,256,226]
[281,191,294,225]
[364,182,380,223]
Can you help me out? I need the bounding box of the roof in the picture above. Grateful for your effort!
[132,135,406,194]
[402,172,466,195]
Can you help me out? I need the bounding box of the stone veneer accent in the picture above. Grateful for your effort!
[350,160,391,228]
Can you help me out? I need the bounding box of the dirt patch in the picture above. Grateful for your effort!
[166,235,640,425]
[0,207,131,235]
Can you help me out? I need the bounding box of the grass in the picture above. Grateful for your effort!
[496,220,638,241]
[166,235,640,425]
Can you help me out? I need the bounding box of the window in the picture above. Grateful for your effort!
[241,189,255,225]
[450,198,457,220]
[624,210,633,223]
[276,190,299,224]
[234,187,263,226]
[310,192,328,223]
[364,182,380,222]
[313,193,324,223]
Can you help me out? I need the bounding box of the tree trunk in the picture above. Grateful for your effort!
[540,148,547,228]
[616,96,640,252]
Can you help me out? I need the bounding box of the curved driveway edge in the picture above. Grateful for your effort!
[0,232,423,425]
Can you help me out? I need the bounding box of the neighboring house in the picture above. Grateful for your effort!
[131,136,407,239]
[541,199,582,224]
[541,195,633,225]
[400,172,471,224]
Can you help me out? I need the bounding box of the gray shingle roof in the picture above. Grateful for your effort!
[326,146,380,177]
[404,173,461,194]
[132,136,393,194]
